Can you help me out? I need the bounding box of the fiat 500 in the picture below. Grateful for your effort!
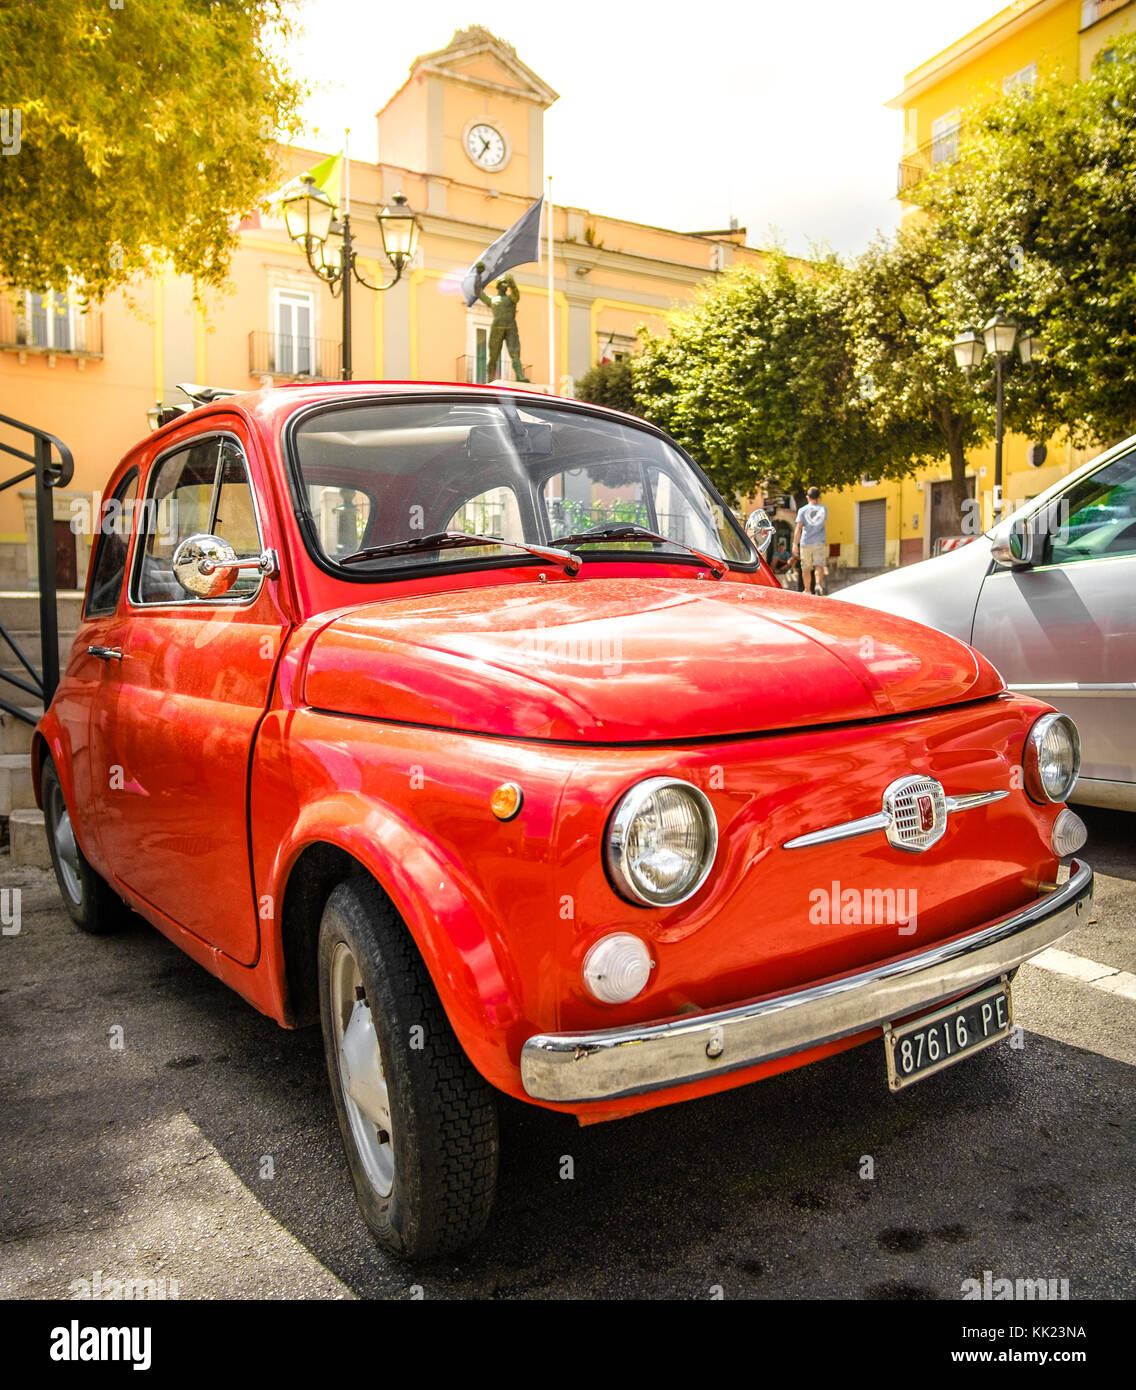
[37,383,1093,1258]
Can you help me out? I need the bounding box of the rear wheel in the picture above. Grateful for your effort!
[317,877,499,1258]
[41,758,126,934]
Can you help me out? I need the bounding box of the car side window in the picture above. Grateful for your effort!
[1044,451,1136,566]
[84,469,139,618]
[132,436,264,605]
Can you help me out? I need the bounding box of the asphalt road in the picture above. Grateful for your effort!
[1,807,1132,1301]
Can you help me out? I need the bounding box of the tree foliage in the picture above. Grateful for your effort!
[575,358,639,416]
[914,36,1136,447]
[0,0,306,299]
[845,225,992,531]
[632,256,905,507]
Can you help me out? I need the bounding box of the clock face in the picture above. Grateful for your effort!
[466,123,507,170]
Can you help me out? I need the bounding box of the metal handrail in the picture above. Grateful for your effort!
[0,412,75,723]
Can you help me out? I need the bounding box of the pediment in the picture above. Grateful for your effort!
[410,27,559,107]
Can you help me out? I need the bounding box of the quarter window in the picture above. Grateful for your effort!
[132,437,264,604]
[85,469,139,617]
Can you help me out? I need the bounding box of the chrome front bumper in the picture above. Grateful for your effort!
[520,860,1093,1104]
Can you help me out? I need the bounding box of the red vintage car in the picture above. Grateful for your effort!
[36,382,1093,1258]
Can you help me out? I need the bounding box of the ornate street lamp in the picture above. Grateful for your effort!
[951,327,986,373]
[1016,328,1045,366]
[282,172,421,382]
[950,307,1039,522]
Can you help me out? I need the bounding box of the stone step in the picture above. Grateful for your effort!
[0,593,85,639]
[8,808,51,869]
[0,752,35,816]
[0,710,39,755]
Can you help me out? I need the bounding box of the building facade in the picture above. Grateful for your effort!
[824,0,1134,573]
[0,26,765,594]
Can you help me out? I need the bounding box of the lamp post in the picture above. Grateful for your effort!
[282,174,420,381]
[951,308,1043,523]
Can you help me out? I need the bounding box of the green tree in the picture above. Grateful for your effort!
[575,358,639,416]
[0,0,306,299]
[845,224,992,535]
[633,256,900,508]
[914,37,1136,448]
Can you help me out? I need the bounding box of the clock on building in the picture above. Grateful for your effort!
[465,122,507,170]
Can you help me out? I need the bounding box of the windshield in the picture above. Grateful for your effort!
[289,398,753,574]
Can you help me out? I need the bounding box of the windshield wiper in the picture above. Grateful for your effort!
[549,523,728,578]
[337,531,581,576]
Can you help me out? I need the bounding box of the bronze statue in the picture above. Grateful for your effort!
[477,269,528,382]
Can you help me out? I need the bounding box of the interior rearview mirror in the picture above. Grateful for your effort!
[467,421,554,459]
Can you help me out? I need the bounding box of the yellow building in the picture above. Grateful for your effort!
[827,0,1134,573]
[0,26,765,594]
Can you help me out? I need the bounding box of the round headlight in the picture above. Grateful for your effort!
[1024,713,1080,804]
[582,933,654,1004]
[606,776,718,907]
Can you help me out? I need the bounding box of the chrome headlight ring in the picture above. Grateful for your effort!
[605,776,718,907]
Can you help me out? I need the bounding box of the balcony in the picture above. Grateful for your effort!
[248,330,340,381]
[1081,0,1131,29]
[897,142,933,196]
[0,297,104,360]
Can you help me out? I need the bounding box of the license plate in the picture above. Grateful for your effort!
[884,979,1012,1091]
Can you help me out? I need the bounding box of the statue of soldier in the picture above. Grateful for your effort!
[476,270,528,382]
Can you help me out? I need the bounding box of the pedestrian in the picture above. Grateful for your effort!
[768,536,793,588]
[792,486,829,596]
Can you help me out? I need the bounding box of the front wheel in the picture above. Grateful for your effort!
[41,757,126,934]
[317,877,499,1258]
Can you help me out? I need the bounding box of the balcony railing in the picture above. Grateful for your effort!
[455,353,529,385]
[897,141,935,196]
[248,330,341,381]
[0,297,104,358]
[1081,0,1131,29]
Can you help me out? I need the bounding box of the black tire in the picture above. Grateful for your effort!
[317,876,499,1258]
[40,757,126,934]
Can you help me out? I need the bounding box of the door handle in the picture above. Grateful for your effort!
[87,645,123,662]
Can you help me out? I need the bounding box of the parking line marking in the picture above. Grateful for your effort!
[1026,947,1136,1001]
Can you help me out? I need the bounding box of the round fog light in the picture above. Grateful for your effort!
[1051,808,1087,858]
[582,933,653,1004]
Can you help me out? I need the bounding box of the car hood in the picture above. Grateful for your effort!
[302,577,1005,742]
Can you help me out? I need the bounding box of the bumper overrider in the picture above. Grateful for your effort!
[521,860,1093,1103]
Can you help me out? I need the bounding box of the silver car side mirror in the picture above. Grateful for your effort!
[172,533,279,598]
[745,507,776,555]
[990,518,1038,569]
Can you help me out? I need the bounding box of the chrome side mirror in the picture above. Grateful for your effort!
[172,533,279,598]
[745,507,776,555]
[990,517,1037,569]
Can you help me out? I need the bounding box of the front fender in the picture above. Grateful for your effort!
[257,792,531,1097]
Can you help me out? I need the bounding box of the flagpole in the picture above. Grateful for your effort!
[546,176,555,392]
[342,129,352,381]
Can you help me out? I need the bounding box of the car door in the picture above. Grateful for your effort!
[970,446,1136,795]
[87,423,291,964]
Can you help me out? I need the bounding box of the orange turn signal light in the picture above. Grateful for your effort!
[490,782,523,821]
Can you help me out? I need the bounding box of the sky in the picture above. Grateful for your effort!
[283,0,1003,259]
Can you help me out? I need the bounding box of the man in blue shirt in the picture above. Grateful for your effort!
[792,486,828,596]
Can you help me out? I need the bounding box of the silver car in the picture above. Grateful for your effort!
[836,435,1136,811]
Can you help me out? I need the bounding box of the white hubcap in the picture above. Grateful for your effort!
[331,943,395,1197]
